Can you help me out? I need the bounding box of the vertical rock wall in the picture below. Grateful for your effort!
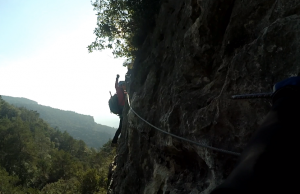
[108,0,300,193]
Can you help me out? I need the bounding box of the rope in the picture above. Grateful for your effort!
[126,94,241,156]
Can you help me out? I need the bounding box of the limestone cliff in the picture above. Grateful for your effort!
[108,0,300,193]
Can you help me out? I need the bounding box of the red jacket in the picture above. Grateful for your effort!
[115,80,125,106]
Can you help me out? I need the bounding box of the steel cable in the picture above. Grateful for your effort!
[126,94,241,156]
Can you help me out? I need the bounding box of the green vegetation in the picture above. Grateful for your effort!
[0,96,116,193]
[88,0,160,64]
[2,95,116,149]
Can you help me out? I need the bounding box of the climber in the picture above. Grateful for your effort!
[111,74,127,147]
[210,76,300,194]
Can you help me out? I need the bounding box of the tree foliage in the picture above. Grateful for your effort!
[88,0,161,62]
[0,96,116,193]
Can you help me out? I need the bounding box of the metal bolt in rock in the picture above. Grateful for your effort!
[231,92,273,99]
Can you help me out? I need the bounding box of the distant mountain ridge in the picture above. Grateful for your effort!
[1,96,38,105]
[1,95,116,149]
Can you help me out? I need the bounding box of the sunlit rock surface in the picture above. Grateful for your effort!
[108,0,300,193]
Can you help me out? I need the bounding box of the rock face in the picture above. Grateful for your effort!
[108,0,300,193]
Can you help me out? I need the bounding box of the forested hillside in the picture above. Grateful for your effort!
[0,95,115,193]
[2,95,116,149]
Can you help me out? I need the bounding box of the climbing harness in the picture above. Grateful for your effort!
[126,94,241,156]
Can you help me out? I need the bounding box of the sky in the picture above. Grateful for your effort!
[0,0,128,128]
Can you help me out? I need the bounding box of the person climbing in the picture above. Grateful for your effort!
[111,74,127,147]
[210,76,300,194]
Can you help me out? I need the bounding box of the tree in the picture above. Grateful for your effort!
[0,166,22,193]
[88,0,160,63]
[40,178,81,194]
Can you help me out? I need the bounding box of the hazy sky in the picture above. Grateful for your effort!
[0,0,128,128]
